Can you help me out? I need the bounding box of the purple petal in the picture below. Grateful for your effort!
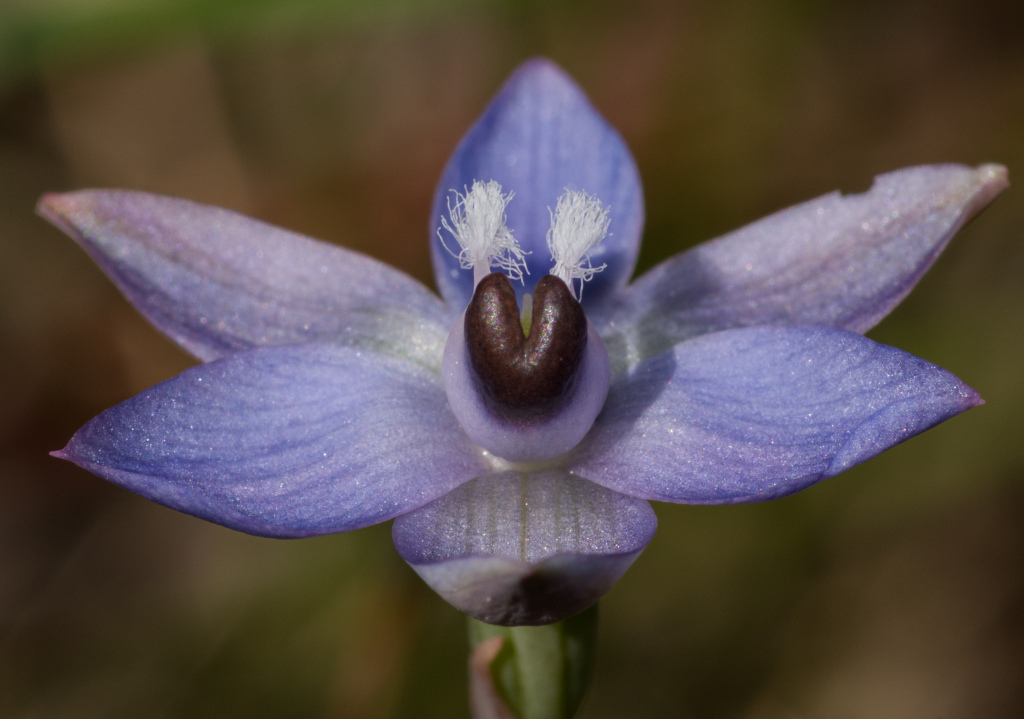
[431,59,644,312]
[39,191,451,370]
[442,316,610,463]
[606,164,1007,365]
[570,326,982,504]
[54,344,489,537]
[393,470,656,626]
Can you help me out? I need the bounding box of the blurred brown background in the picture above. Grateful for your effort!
[1,0,1022,717]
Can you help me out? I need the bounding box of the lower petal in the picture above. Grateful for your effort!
[55,344,489,537]
[570,327,982,503]
[393,470,656,626]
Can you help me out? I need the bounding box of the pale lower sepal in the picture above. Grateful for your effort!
[393,470,655,626]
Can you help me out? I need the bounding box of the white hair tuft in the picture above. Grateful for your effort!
[438,180,528,287]
[546,189,609,299]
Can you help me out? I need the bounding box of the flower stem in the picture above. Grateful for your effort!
[467,605,598,719]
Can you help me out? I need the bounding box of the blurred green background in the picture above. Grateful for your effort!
[1,0,1022,717]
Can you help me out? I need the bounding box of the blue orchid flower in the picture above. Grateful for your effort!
[41,59,1007,627]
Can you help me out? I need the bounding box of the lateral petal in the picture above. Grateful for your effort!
[605,164,1007,366]
[571,327,982,504]
[39,190,451,371]
[55,344,488,537]
[393,470,656,626]
[431,59,644,312]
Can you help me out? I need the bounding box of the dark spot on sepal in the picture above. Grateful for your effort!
[465,272,588,423]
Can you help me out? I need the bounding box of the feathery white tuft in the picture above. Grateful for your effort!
[438,180,528,286]
[547,189,609,299]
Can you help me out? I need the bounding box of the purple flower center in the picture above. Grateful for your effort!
[466,272,588,424]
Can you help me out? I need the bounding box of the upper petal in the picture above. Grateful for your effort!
[39,190,451,371]
[54,344,489,537]
[605,164,1007,367]
[570,326,982,504]
[393,469,656,626]
[431,59,644,312]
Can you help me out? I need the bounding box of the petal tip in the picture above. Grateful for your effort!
[50,437,93,468]
[36,191,94,240]
[825,379,983,479]
[976,162,1009,189]
[972,163,1010,208]
[495,58,592,115]
[945,163,1009,226]
[36,191,73,222]
[507,56,574,89]
[953,379,984,411]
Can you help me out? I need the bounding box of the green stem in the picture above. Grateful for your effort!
[468,605,598,719]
